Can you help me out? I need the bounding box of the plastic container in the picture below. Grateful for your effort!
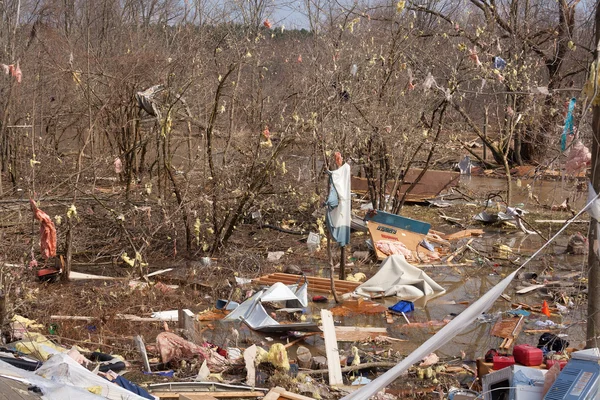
[493,355,515,370]
[545,359,568,370]
[513,344,543,366]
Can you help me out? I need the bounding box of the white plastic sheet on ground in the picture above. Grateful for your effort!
[35,353,149,399]
[0,353,149,400]
[341,267,521,400]
[354,255,445,299]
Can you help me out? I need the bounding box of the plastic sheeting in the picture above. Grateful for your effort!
[326,163,351,246]
[261,282,301,303]
[355,255,444,299]
[224,283,318,332]
[0,353,149,400]
[342,267,521,400]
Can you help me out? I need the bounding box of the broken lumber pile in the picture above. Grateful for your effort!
[253,273,360,296]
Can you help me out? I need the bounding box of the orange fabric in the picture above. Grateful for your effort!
[30,200,57,259]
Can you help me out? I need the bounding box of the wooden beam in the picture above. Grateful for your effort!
[179,395,218,400]
[320,309,343,386]
[152,391,265,399]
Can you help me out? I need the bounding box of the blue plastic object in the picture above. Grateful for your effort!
[364,210,430,235]
[389,300,415,313]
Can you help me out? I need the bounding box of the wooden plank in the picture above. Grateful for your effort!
[279,390,317,400]
[320,309,343,386]
[0,377,41,399]
[516,284,545,294]
[269,273,360,289]
[69,271,118,280]
[179,395,218,400]
[253,278,348,296]
[253,273,360,295]
[385,311,394,324]
[256,277,355,291]
[263,387,285,400]
[444,229,484,241]
[153,391,265,399]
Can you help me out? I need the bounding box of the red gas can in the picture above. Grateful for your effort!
[513,344,543,366]
[493,355,515,370]
[545,359,568,370]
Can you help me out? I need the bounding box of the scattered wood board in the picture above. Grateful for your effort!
[261,387,316,400]
[180,395,218,400]
[516,284,545,294]
[385,311,394,324]
[253,273,359,296]
[444,229,484,241]
[321,309,343,386]
[153,392,265,399]
[332,326,389,342]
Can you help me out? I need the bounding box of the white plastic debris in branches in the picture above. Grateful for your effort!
[350,64,358,76]
[423,72,435,91]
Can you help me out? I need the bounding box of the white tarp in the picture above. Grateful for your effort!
[35,353,149,400]
[342,267,521,400]
[355,255,445,299]
[0,353,148,400]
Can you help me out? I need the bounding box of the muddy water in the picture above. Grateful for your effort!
[208,240,588,368]
[202,175,591,375]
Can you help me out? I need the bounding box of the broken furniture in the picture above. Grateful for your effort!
[490,316,525,350]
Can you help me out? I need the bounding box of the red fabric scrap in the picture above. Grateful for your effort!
[30,199,57,259]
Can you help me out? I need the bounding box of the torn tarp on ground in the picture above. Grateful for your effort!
[224,282,319,332]
[326,163,351,246]
[34,353,149,399]
[355,255,444,299]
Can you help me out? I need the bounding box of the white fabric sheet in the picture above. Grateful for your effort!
[355,255,445,299]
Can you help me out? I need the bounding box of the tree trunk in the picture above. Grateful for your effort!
[586,2,600,349]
